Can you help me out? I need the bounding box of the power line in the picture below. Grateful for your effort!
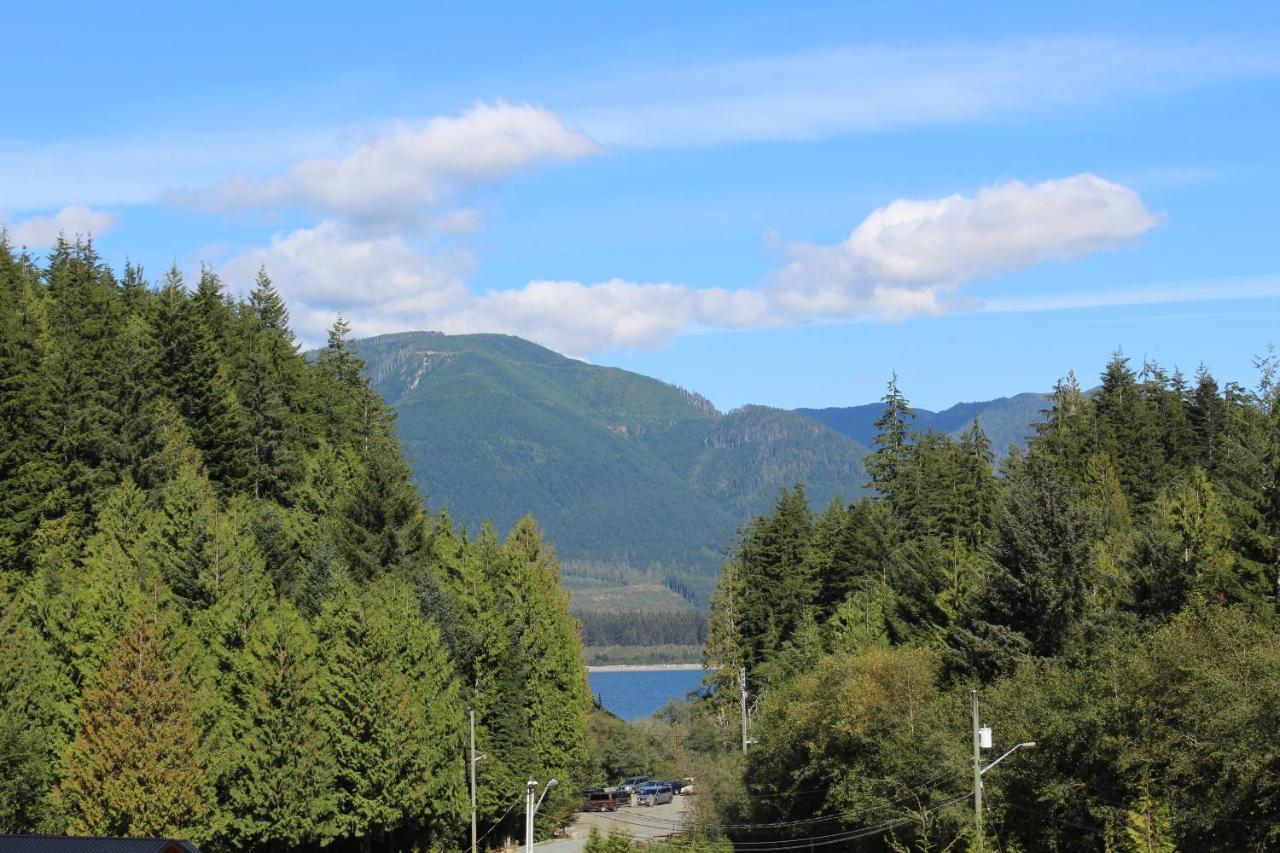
[640,795,973,851]
[585,768,964,832]
[556,790,969,850]
[473,793,525,849]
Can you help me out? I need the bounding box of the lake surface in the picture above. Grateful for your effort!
[588,668,706,720]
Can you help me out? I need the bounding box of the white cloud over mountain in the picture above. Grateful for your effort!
[227,173,1161,354]
[6,205,118,248]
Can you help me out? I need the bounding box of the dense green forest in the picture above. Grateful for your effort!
[0,237,592,852]
[681,361,1280,851]
[577,611,707,647]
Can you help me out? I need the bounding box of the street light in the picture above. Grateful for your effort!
[525,778,558,853]
[981,741,1036,776]
[972,690,1036,853]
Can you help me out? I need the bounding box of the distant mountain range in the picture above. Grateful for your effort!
[355,331,1047,602]
[797,392,1047,459]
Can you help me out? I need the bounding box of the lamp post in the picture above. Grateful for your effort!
[971,690,1036,853]
[469,709,485,853]
[525,777,558,853]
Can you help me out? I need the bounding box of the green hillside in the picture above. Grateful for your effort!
[354,331,1055,632]
[354,332,872,601]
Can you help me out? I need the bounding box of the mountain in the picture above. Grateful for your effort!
[795,392,1048,455]
[355,331,871,601]
[355,331,1053,617]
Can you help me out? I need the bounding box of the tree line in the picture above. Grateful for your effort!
[577,611,707,646]
[694,359,1280,851]
[0,236,592,852]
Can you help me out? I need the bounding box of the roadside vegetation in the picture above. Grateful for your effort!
[667,359,1280,851]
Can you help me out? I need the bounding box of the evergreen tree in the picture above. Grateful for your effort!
[56,601,209,840]
[1032,370,1092,481]
[151,270,249,490]
[215,601,333,853]
[1188,365,1227,471]
[40,237,124,529]
[733,486,814,681]
[865,372,913,497]
[313,570,465,848]
[0,574,73,832]
[504,518,592,823]
[235,268,306,502]
[313,314,367,445]
[0,239,55,570]
[951,455,1099,679]
[336,409,428,580]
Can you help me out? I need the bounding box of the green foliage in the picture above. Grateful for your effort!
[0,245,590,852]
[55,600,210,841]
[698,356,1280,852]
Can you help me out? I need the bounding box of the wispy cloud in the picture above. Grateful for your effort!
[170,102,599,227]
[0,127,360,211]
[4,205,118,247]
[569,36,1280,148]
[981,274,1280,315]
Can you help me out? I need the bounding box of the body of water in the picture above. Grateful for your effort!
[588,668,706,720]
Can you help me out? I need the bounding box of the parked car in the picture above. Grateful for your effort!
[615,776,650,800]
[581,789,621,812]
[666,779,686,795]
[637,782,674,806]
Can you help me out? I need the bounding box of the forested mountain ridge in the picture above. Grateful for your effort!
[353,331,873,601]
[356,332,1057,610]
[0,237,591,852]
[689,358,1280,851]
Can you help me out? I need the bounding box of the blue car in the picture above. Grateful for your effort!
[637,782,674,806]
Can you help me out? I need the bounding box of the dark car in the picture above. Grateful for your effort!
[616,776,650,795]
[581,789,620,812]
[666,779,686,795]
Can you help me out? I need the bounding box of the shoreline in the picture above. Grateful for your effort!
[585,663,704,673]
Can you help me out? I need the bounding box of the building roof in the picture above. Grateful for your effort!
[0,836,201,853]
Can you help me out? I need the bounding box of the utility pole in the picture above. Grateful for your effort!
[469,709,478,853]
[739,665,749,754]
[525,780,537,853]
[972,690,983,853]
[524,778,557,853]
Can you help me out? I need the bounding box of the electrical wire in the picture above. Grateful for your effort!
[559,790,969,850]
[575,767,964,832]
[642,795,973,851]
[473,792,525,850]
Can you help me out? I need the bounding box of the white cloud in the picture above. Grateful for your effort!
[179,101,599,224]
[224,173,1162,355]
[571,36,1280,148]
[772,174,1162,319]
[453,280,774,355]
[221,220,474,343]
[6,206,118,247]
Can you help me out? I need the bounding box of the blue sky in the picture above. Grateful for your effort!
[3,0,1279,410]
